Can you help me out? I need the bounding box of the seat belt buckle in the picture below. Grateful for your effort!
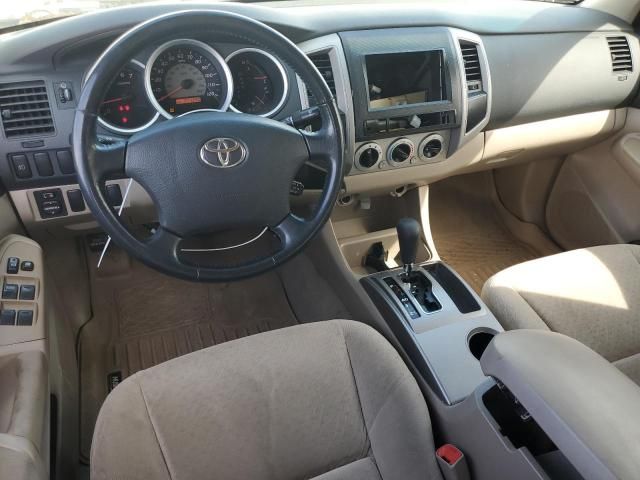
[436,444,470,480]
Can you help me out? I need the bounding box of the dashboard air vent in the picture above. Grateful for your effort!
[607,36,633,73]
[459,41,482,93]
[307,51,336,105]
[0,80,54,139]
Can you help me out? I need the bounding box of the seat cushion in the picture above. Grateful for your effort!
[482,244,640,384]
[90,320,442,480]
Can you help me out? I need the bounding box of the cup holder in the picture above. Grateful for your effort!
[468,329,498,361]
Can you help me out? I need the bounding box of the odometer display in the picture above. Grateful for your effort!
[146,39,232,118]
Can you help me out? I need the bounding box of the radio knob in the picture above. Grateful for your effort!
[387,138,415,166]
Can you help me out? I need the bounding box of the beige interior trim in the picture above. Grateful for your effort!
[0,195,23,239]
[613,131,640,187]
[546,107,640,249]
[483,109,620,166]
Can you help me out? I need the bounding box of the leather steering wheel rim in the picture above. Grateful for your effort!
[74,10,343,282]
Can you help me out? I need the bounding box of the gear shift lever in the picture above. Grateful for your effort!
[396,217,421,278]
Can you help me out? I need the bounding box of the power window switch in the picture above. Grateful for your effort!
[19,285,35,301]
[20,261,34,272]
[0,310,16,326]
[7,257,19,274]
[16,310,33,326]
[2,283,18,299]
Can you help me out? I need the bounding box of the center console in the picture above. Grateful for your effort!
[349,217,583,479]
[359,218,503,404]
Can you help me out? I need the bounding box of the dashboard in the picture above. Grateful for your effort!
[0,0,639,234]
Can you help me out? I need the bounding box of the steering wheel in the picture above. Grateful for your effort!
[74,10,343,282]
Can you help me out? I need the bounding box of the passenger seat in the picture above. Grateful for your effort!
[482,244,640,385]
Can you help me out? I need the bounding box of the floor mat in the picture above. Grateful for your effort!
[430,173,559,294]
[79,249,299,460]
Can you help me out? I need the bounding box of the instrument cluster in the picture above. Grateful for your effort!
[97,39,290,134]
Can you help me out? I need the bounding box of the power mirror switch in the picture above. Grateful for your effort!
[34,189,67,218]
[20,261,34,272]
[7,257,19,274]
[16,310,33,326]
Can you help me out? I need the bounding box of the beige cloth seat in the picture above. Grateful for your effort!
[91,320,443,480]
[482,244,640,385]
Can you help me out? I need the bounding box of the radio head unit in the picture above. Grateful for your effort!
[340,28,464,143]
[365,50,446,110]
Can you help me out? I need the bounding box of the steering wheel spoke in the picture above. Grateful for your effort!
[272,214,310,250]
[300,103,341,172]
[145,226,182,263]
[92,136,127,181]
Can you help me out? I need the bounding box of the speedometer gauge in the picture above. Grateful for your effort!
[226,48,289,117]
[146,39,232,118]
[98,60,159,133]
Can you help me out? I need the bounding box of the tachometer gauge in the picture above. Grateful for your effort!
[146,39,233,118]
[226,48,289,117]
[98,60,159,133]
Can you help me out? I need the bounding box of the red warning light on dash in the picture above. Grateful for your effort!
[175,96,202,106]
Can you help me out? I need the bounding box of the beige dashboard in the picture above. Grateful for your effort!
[8,108,625,237]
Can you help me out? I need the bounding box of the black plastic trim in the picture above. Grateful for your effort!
[423,263,481,314]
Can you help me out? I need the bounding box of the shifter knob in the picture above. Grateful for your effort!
[396,217,421,275]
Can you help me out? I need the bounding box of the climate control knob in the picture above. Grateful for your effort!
[418,134,445,162]
[387,138,415,166]
[355,143,382,170]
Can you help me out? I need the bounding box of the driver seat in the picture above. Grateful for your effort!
[90,320,444,480]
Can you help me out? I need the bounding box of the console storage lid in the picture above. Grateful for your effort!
[480,330,640,480]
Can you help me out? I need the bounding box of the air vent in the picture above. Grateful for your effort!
[459,41,482,92]
[0,80,54,139]
[607,36,633,73]
[307,51,336,105]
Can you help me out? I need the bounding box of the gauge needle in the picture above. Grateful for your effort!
[253,76,268,80]
[254,96,265,105]
[101,97,125,105]
[158,85,184,101]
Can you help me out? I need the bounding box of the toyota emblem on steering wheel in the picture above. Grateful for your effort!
[199,137,248,168]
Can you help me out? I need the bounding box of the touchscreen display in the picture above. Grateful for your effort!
[365,50,445,109]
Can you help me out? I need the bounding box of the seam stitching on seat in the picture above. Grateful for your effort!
[339,323,381,476]
[136,380,173,480]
